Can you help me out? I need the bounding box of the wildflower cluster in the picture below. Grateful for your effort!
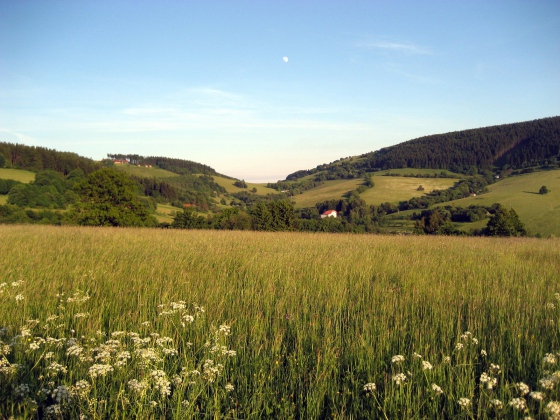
[0,294,236,419]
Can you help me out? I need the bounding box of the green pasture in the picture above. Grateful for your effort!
[438,170,560,237]
[371,168,464,178]
[155,202,181,224]
[1,226,560,418]
[0,168,36,183]
[292,178,363,208]
[210,175,277,195]
[114,164,180,179]
[360,176,458,206]
[0,195,7,204]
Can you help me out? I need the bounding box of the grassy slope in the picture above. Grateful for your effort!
[292,176,458,208]
[439,169,560,236]
[0,195,7,204]
[292,179,363,208]
[210,175,277,195]
[0,168,36,183]
[113,164,180,179]
[360,176,458,205]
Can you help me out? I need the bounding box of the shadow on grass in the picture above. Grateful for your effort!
[523,191,541,195]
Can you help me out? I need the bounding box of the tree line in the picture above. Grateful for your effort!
[0,142,100,174]
[106,154,220,176]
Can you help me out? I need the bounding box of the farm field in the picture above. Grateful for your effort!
[359,176,458,206]
[113,164,180,179]
[438,170,560,237]
[371,168,464,178]
[0,168,36,183]
[292,179,363,208]
[1,225,560,418]
[209,175,277,195]
[0,195,7,204]
[155,203,180,224]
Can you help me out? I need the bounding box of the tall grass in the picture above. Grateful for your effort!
[1,225,560,418]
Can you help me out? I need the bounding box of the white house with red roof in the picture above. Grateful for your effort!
[321,210,338,219]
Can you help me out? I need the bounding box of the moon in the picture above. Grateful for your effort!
[283,56,288,63]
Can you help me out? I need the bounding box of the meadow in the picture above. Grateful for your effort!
[1,225,560,419]
[0,168,35,184]
[436,170,560,237]
[291,176,458,209]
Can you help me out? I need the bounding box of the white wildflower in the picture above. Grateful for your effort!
[489,364,501,375]
[46,362,67,375]
[391,355,405,364]
[128,379,149,395]
[413,352,422,359]
[490,399,503,409]
[225,383,234,392]
[444,356,451,364]
[546,401,560,418]
[15,294,24,302]
[431,383,443,395]
[458,398,471,409]
[509,398,527,411]
[363,383,376,392]
[44,404,62,417]
[66,345,83,357]
[481,349,487,357]
[218,325,231,336]
[455,343,464,351]
[544,353,558,365]
[529,391,544,401]
[422,361,433,370]
[392,373,407,385]
[540,376,556,390]
[88,364,113,378]
[52,385,71,403]
[14,383,30,398]
[516,382,530,396]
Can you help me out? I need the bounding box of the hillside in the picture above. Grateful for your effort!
[441,170,560,236]
[285,116,560,180]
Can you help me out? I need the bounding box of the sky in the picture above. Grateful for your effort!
[1,1,559,182]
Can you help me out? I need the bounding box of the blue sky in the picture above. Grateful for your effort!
[1,1,559,182]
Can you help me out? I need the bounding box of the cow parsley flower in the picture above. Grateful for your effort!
[458,398,471,409]
[546,401,560,418]
[544,353,558,365]
[431,384,443,395]
[422,361,433,370]
[363,383,376,392]
[516,382,530,396]
[391,355,405,364]
[490,399,503,409]
[392,373,407,385]
[509,398,527,411]
[89,364,113,378]
[529,391,544,401]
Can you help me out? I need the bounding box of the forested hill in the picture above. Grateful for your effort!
[106,154,224,177]
[360,116,560,172]
[285,116,560,180]
[0,142,100,174]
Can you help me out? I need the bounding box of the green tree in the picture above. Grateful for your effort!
[484,205,526,237]
[0,153,5,168]
[539,185,549,195]
[76,168,157,227]
[251,201,273,231]
[171,208,208,229]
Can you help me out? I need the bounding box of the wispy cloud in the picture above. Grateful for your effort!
[356,40,432,55]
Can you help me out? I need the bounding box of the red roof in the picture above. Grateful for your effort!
[322,210,337,215]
